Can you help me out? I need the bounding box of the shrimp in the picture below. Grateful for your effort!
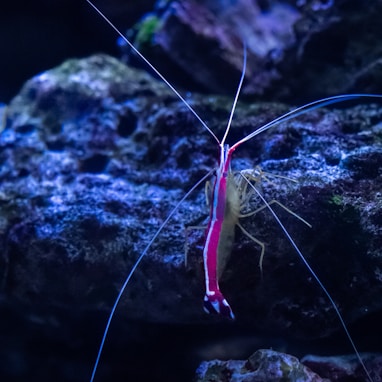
[202,161,312,319]
[86,1,382,381]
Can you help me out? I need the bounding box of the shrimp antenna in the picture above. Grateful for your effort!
[89,170,214,382]
[86,0,220,144]
[232,93,382,151]
[220,41,247,147]
[241,174,373,382]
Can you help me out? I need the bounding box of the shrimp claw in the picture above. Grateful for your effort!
[203,291,235,319]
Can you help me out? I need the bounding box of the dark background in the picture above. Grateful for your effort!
[0,0,155,103]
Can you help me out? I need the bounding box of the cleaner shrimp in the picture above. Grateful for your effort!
[86,1,382,381]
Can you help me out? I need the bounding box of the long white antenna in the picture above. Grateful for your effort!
[232,93,382,151]
[86,0,220,144]
[221,42,247,147]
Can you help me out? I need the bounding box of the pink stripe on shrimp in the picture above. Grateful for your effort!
[203,146,235,319]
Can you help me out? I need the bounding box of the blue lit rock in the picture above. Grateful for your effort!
[195,349,329,382]
[1,54,382,339]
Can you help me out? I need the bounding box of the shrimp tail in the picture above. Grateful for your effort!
[203,291,235,319]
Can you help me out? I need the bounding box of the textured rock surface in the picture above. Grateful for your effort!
[195,349,382,381]
[302,353,382,382]
[195,349,329,382]
[123,0,382,101]
[1,54,382,339]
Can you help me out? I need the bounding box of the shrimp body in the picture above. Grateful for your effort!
[203,145,238,319]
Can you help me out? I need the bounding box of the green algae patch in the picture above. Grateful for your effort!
[135,15,162,48]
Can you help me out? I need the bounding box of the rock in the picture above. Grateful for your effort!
[1,54,382,341]
[302,353,382,381]
[284,0,382,99]
[122,0,300,98]
[195,349,382,382]
[121,0,382,101]
[195,349,329,382]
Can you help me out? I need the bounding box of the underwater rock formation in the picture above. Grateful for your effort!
[1,53,382,340]
[195,349,329,382]
[195,349,382,381]
[123,0,382,101]
[302,353,382,381]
